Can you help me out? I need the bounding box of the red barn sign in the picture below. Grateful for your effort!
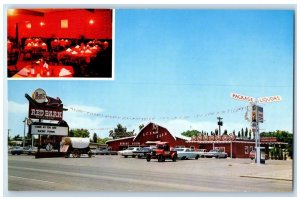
[29,103,63,120]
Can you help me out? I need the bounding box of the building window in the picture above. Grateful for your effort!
[245,146,249,154]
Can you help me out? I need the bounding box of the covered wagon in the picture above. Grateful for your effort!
[61,137,92,158]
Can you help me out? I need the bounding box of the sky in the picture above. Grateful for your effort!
[5,9,294,139]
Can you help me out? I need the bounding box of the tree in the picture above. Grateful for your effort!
[261,130,293,158]
[13,134,22,141]
[181,130,200,138]
[139,124,145,131]
[223,129,228,135]
[238,131,241,138]
[97,137,111,144]
[69,129,90,138]
[245,127,248,138]
[249,129,252,139]
[241,128,244,138]
[215,129,218,136]
[233,130,236,136]
[93,133,98,143]
[109,124,135,139]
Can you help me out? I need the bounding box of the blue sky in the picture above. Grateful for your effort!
[6,9,294,139]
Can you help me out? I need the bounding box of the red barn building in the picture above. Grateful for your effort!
[106,122,186,151]
[106,122,287,158]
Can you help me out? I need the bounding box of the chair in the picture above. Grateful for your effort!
[32,47,43,60]
[7,50,19,77]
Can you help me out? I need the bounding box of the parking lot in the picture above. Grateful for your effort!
[6,154,293,194]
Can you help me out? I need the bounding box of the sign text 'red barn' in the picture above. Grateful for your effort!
[29,103,63,121]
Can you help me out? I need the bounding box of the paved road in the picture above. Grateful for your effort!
[6,155,293,194]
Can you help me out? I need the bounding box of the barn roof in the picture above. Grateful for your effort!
[105,136,135,143]
[133,122,176,141]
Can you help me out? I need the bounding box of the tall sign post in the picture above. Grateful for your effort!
[217,117,223,136]
[231,92,282,165]
[25,88,69,158]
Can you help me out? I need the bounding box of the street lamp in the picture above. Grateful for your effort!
[22,118,27,147]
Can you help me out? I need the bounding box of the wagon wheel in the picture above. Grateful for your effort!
[73,149,80,158]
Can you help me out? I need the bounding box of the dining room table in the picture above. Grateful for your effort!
[51,39,71,49]
[24,42,48,52]
[11,63,74,78]
[57,45,100,64]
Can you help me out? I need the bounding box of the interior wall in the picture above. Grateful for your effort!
[7,9,112,41]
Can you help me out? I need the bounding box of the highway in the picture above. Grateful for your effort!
[7,155,293,194]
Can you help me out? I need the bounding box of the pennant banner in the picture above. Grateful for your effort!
[64,105,247,121]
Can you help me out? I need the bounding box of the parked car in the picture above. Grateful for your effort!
[249,150,256,160]
[91,148,118,155]
[23,146,37,155]
[249,150,269,160]
[133,147,154,158]
[193,149,208,158]
[118,147,141,158]
[175,148,200,160]
[205,149,228,158]
[10,146,24,155]
[146,142,177,162]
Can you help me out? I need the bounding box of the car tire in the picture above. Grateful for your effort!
[158,155,163,162]
[146,155,151,162]
[132,155,136,158]
[215,155,219,159]
[172,155,177,162]
[195,155,199,160]
[124,155,128,158]
[181,156,186,160]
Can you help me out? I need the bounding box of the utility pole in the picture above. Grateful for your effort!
[217,117,223,136]
[23,118,27,147]
[8,129,11,145]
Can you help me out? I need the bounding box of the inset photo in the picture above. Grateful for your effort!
[7,8,113,79]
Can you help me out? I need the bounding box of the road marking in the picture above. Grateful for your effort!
[9,166,216,191]
[9,175,57,184]
[240,175,292,181]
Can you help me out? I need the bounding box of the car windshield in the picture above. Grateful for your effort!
[127,147,135,150]
[176,148,184,151]
[157,145,164,149]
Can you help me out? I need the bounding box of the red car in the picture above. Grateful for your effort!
[146,142,177,162]
[249,150,269,160]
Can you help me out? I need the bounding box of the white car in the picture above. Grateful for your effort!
[118,147,141,158]
[175,148,200,160]
[193,149,208,158]
[205,149,228,158]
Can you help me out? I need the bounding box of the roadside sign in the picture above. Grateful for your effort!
[29,122,69,136]
[257,106,263,123]
[252,105,257,123]
[257,95,282,103]
[230,92,255,103]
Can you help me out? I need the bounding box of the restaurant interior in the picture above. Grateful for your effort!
[7,8,112,78]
